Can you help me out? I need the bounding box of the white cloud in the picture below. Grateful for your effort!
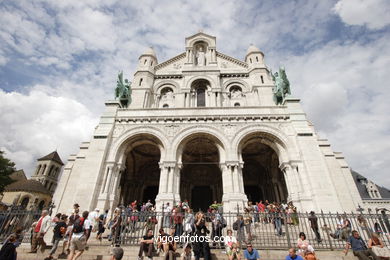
[0,0,389,190]
[283,35,390,187]
[333,0,390,30]
[0,89,98,177]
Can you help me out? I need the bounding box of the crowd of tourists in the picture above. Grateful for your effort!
[0,199,390,260]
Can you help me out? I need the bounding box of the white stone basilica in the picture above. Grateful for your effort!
[53,32,365,214]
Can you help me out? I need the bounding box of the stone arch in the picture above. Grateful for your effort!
[185,75,216,90]
[19,195,31,209]
[187,37,215,48]
[223,79,251,92]
[109,126,169,164]
[170,126,229,163]
[154,80,180,93]
[232,125,293,164]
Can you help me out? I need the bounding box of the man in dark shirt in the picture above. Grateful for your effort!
[138,229,154,260]
[344,230,380,260]
[46,214,68,260]
[308,211,322,243]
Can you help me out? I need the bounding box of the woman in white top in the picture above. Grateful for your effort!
[225,229,238,254]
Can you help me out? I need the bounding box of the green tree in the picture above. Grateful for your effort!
[0,150,16,194]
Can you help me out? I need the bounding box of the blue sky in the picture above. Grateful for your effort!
[0,0,390,188]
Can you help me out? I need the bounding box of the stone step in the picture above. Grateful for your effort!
[16,244,356,260]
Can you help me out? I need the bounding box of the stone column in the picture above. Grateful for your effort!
[220,164,231,195]
[158,162,169,194]
[237,162,245,194]
[281,163,300,203]
[167,166,173,193]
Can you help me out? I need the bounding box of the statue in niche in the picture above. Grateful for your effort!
[230,88,242,98]
[196,46,206,66]
[162,88,174,99]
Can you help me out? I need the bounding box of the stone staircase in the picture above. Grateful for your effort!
[16,243,357,260]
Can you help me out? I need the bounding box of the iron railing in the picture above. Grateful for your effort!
[111,210,390,250]
[0,209,42,243]
[1,209,389,251]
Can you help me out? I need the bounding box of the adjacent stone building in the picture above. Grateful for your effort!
[1,151,63,210]
[53,32,375,214]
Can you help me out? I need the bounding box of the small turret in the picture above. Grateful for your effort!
[136,47,158,73]
[245,45,265,67]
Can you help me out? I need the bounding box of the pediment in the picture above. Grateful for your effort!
[155,52,186,73]
[216,52,248,70]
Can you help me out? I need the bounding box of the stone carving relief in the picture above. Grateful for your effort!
[164,124,183,138]
[221,124,237,138]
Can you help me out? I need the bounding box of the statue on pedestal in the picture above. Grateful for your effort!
[115,71,132,108]
[272,67,291,105]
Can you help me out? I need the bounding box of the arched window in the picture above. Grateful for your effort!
[234,102,240,107]
[250,58,252,63]
[229,86,243,98]
[256,56,259,62]
[48,165,54,176]
[38,200,45,210]
[260,75,264,84]
[144,59,147,65]
[196,87,206,107]
[150,61,153,66]
[41,164,47,175]
[36,165,41,175]
[20,197,30,209]
[139,78,143,86]
[163,104,169,108]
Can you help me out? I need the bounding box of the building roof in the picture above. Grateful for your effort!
[10,170,27,181]
[4,179,51,195]
[246,45,261,55]
[141,47,157,58]
[351,170,390,200]
[37,151,64,165]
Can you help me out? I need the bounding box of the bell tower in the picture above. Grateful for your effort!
[130,47,158,108]
[31,151,64,195]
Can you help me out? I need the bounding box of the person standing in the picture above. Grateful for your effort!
[97,209,108,241]
[193,212,211,260]
[308,212,322,243]
[67,211,91,260]
[46,214,68,260]
[87,208,100,241]
[29,209,51,253]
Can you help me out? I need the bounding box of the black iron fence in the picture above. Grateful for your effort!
[111,210,390,250]
[1,209,389,251]
[0,209,41,243]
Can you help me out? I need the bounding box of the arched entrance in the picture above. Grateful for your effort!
[240,135,288,204]
[179,134,223,211]
[119,135,162,206]
[190,79,210,107]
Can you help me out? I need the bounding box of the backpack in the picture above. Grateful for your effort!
[233,220,239,231]
[73,217,85,233]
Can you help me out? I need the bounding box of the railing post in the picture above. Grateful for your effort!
[321,210,333,250]
[284,212,292,248]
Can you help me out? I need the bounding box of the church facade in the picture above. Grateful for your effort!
[53,32,365,214]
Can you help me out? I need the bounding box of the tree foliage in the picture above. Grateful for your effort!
[0,150,16,194]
